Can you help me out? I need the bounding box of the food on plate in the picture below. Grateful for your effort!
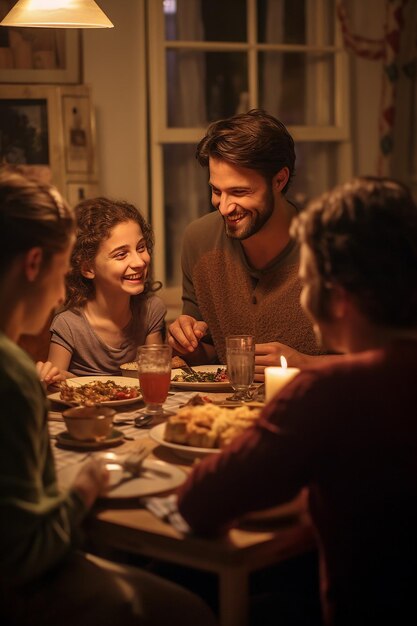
[171,367,229,383]
[120,361,137,371]
[121,355,187,373]
[183,394,214,406]
[60,379,140,405]
[164,403,260,449]
[171,356,188,369]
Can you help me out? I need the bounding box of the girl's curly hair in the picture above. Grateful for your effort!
[65,197,159,309]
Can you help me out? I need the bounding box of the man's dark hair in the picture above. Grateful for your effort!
[196,109,296,193]
[292,177,417,328]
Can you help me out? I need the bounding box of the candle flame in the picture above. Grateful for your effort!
[280,355,288,369]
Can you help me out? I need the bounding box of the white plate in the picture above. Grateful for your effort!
[58,454,187,499]
[149,422,221,460]
[170,365,232,391]
[55,429,125,450]
[48,376,142,407]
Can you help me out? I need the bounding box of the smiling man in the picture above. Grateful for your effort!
[168,109,326,380]
[177,177,417,625]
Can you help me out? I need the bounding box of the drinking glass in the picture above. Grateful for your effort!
[137,344,172,415]
[226,335,255,402]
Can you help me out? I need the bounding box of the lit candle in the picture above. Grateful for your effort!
[265,356,300,403]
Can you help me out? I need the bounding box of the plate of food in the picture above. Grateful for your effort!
[57,452,187,498]
[47,376,142,407]
[170,364,232,391]
[149,402,261,460]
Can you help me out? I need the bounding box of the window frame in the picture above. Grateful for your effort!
[147,0,352,307]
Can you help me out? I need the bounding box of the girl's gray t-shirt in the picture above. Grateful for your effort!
[50,295,166,376]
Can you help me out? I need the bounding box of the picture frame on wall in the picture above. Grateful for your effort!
[0,86,59,186]
[0,0,80,84]
[0,84,98,200]
[63,95,94,174]
[0,97,49,165]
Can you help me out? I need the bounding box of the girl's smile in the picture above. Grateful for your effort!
[86,220,150,297]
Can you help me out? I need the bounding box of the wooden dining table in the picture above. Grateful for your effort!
[50,387,316,626]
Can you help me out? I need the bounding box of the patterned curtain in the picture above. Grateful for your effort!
[337,0,416,176]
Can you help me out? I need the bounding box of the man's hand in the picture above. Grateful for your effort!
[254,342,309,381]
[168,315,208,354]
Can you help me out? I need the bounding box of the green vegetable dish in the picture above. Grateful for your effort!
[171,368,229,383]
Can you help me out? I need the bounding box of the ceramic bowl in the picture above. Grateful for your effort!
[62,406,115,441]
[120,362,138,379]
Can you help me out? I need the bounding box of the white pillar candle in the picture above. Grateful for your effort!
[265,365,300,402]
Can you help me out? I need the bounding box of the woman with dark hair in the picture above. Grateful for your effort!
[38,197,166,381]
[0,166,216,626]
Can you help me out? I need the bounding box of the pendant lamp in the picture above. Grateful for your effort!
[0,0,114,28]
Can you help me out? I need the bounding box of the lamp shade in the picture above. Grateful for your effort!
[0,0,114,28]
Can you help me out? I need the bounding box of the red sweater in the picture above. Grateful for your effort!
[178,340,417,625]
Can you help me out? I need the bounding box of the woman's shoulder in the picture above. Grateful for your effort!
[133,293,166,316]
[51,307,84,327]
[0,333,41,399]
[144,293,167,314]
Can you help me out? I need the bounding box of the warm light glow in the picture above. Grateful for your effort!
[265,361,300,402]
[0,0,114,28]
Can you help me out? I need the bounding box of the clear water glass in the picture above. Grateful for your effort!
[226,335,255,402]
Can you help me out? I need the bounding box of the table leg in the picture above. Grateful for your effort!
[218,567,249,626]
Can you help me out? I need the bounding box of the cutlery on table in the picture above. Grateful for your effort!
[251,383,265,401]
[107,446,151,490]
[134,414,154,428]
[179,364,199,377]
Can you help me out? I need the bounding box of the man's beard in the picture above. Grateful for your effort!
[223,190,274,240]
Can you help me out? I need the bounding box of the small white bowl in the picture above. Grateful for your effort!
[63,406,115,441]
[120,362,138,379]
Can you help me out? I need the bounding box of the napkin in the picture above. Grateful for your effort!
[143,494,191,534]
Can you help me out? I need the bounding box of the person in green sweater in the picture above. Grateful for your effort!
[0,166,216,626]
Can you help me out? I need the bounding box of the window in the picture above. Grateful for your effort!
[147,0,351,298]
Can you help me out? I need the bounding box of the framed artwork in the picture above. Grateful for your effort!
[0,97,49,164]
[0,86,54,183]
[0,0,80,84]
[63,95,94,174]
[0,84,98,198]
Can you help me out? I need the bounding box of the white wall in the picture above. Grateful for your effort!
[82,0,148,215]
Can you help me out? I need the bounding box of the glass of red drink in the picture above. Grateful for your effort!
[137,344,172,415]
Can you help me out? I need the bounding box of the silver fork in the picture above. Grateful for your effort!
[251,383,265,402]
[179,364,198,377]
[122,447,151,475]
[107,446,151,490]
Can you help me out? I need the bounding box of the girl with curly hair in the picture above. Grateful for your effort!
[39,197,166,381]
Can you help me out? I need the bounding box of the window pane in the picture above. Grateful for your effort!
[257,0,334,45]
[166,50,248,127]
[163,144,211,286]
[288,142,339,209]
[164,0,247,42]
[259,52,335,126]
